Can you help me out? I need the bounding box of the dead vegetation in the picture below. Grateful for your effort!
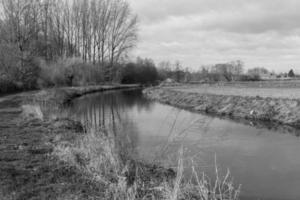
[0,101,105,199]
[53,125,240,200]
[144,86,300,128]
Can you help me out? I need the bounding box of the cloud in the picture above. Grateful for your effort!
[128,0,300,72]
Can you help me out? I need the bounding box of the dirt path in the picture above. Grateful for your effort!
[0,93,105,200]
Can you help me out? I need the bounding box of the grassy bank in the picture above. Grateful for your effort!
[0,94,105,199]
[32,84,141,105]
[144,85,300,128]
[0,85,240,199]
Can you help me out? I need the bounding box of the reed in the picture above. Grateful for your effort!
[53,124,240,200]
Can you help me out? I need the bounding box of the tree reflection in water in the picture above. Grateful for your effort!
[66,89,153,160]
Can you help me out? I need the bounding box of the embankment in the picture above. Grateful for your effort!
[0,87,106,199]
[144,87,300,128]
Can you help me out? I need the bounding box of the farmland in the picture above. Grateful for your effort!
[174,80,300,99]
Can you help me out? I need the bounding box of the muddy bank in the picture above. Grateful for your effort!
[144,87,300,128]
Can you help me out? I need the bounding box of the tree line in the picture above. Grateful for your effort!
[0,0,137,92]
[157,60,250,83]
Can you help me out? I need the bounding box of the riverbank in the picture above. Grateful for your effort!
[143,85,300,128]
[0,91,102,199]
[30,84,141,104]
[0,85,240,199]
[0,85,145,199]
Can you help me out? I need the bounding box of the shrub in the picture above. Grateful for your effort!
[38,58,105,88]
[0,76,16,93]
[121,59,159,85]
[0,44,41,93]
[38,59,67,87]
[237,74,261,81]
[207,73,228,82]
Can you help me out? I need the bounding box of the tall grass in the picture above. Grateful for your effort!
[53,123,240,200]
[54,126,142,199]
[163,149,240,200]
[54,127,119,183]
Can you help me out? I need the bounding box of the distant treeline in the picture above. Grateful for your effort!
[155,61,298,84]
[108,59,298,86]
[121,58,159,85]
[121,59,258,85]
[156,60,260,83]
[0,0,137,93]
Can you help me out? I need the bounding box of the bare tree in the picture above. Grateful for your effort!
[0,0,138,83]
[107,0,138,81]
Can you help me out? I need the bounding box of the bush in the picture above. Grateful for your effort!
[207,73,228,82]
[0,44,41,93]
[121,59,159,85]
[38,58,105,88]
[0,77,16,93]
[237,74,261,81]
[1,56,106,93]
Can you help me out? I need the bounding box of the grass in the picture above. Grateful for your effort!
[162,149,240,200]
[173,81,300,99]
[53,123,241,200]
[0,107,105,199]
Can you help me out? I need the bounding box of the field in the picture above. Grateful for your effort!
[174,80,300,99]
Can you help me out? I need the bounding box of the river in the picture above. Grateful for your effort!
[64,89,300,200]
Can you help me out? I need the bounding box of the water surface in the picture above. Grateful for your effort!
[65,89,300,200]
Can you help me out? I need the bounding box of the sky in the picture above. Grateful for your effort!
[127,0,300,73]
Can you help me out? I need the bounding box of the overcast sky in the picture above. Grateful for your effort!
[127,0,300,73]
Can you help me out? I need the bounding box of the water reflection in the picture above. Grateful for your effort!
[65,89,300,200]
[65,89,153,159]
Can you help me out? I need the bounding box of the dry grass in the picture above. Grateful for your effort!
[53,126,141,199]
[53,125,241,200]
[163,149,240,200]
[54,128,120,184]
[21,104,44,120]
